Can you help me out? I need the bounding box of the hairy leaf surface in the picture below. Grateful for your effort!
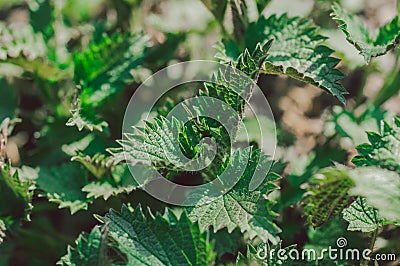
[104,205,215,266]
[302,168,354,227]
[342,197,381,232]
[219,14,348,103]
[186,148,281,244]
[109,117,190,169]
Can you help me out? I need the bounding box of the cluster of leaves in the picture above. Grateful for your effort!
[303,117,400,231]
[0,0,399,265]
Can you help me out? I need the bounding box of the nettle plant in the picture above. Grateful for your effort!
[0,0,399,265]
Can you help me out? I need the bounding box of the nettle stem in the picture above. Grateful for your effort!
[360,228,379,266]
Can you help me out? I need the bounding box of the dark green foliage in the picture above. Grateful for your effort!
[302,168,355,227]
[37,163,92,214]
[103,205,215,265]
[67,33,149,132]
[0,0,399,265]
[58,226,109,266]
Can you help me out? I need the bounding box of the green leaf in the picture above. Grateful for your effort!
[74,32,148,107]
[28,0,54,40]
[68,32,149,132]
[58,226,109,266]
[210,228,243,257]
[230,0,249,43]
[82,166,138,201]
[220,14,348,103]
[309,166,400,224]
[236,244,261,265]
[302,168,355,227]
[202,41,272,116]
[82,182,120,201]
[250,14,348,103]
[332,3,400,63]
[0,160,34,244]
[30,119,106,166]
[61,134,96,156]
[198,42,273,174]
[104,205,215,266]
[108,117,186,169]
[280,146,347,209]
[342,197,381,232]
[83,175,137,201]
[352,117,400,174]
[346,167,400,223]
[36,163,92,214]
[71,153,117,179]
[331,105,391,146]
[186,148,281,244]
[66,108,109,133]
[109,42,272,178]
[108,116,214,175]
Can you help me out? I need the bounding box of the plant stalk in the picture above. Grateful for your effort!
[360,228,379,266]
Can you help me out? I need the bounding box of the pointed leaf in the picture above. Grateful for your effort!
[342,197,381,232]
[244,14,348,103]
[352,117,400,174]
[332,3,400,62]
[58,226,109,266]
[186,148,281,244]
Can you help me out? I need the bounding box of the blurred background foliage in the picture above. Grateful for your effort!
[0,0,398,265]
